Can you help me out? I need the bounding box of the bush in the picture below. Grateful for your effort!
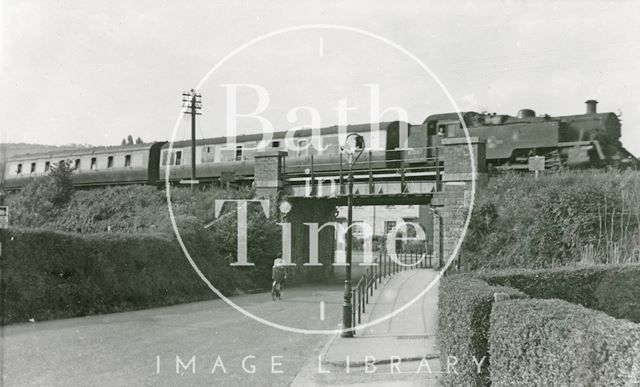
[6,182,259,235]
[438,275,526,386]
[6,160,73,227]
[462,170,640,269]
[0,228,246,325]
[490,298,640,386]
[481,264,640,322]
[47,185,168,233]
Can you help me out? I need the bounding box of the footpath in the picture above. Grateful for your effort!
[291,269,442,386]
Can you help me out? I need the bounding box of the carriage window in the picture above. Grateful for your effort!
[219,147,235,162]
[175,151,182,165]
[91,158,97,170]
[75,159,81,170]
[124,155,131,167]
[161,151,168,166]
[16,164,22,174]
[271,141,280,148]
[107,156,114,168]
[30,163,36,173]
[235,145,243,161]
[45,161,50,172]
[202,146,215,163]
[437,125,446,136]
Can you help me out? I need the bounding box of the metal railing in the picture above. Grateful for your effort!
[349,246,433,331]
[286,147,441,174]
[281,147,443,195]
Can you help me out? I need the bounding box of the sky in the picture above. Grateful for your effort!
[1,0,639,156]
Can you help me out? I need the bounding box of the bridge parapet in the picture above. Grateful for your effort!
[432,137,487,268]
[279,147,442,201]
[254,150,287,198]
[440,136,487,182]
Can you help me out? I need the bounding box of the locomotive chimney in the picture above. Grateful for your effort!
[585,99,598,114]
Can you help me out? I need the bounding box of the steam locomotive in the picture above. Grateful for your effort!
[2,99,636,190]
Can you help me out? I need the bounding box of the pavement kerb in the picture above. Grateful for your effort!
[289,323,341,387]
[318,326,341,359]
[322,271,438,368]
[325,353,440,368]
[316,273,392,348]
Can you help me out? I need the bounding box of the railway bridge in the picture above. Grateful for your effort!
[252,136,487,280]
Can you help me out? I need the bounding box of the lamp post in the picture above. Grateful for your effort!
[341,133,364,338]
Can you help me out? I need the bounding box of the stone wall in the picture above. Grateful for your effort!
[433,137,486,269]
[254,150,286,198]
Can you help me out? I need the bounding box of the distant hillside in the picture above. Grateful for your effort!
[0,143,92,159]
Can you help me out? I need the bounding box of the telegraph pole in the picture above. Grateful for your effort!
[181,89,202,189]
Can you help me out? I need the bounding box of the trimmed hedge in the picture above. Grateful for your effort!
[481,264,640,322]
[438,261,640,385]
[0,228,244,325]
[490,298,640,386]
[438,275,526,386]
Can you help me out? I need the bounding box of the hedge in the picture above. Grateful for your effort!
[0,227,245,325]
[481,264,640,322]
[437,274,526,386]
[490,298,640,386]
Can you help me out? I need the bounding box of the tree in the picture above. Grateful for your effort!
[121,138,127,146]
[7,160,74,227]
[127,135,134,145]
[135,137,143,144]
[50,160,74,207]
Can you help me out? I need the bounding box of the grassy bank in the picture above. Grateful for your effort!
[462,170,640,270]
